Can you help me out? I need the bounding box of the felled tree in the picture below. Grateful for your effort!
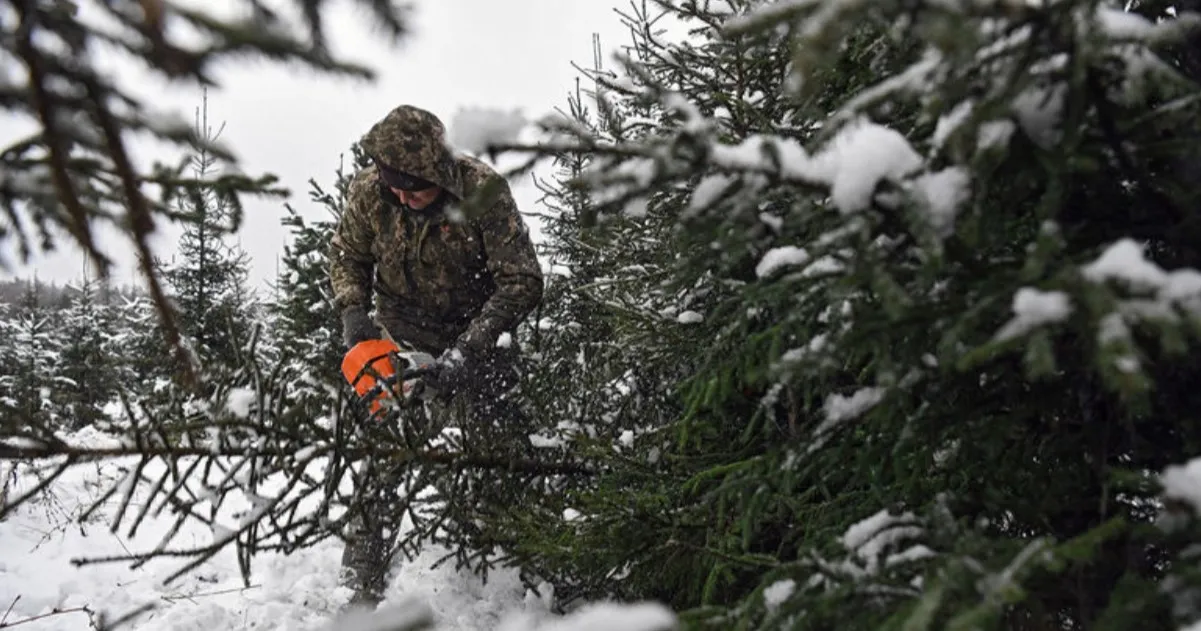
[487,0,1201,628]
[0,135,588,626]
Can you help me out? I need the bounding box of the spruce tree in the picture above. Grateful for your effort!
[504,40,707,607]
[0,301,15,420]
[110,291,172,401]
[492,0,1201,628]
[0,282,61,431]
[269,146,372,386]
[52,275,120,429]
[158,95,256,382]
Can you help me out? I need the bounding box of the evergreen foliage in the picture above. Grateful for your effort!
[269,145,372,387]
[156,96,257,381]
[0,282,61,430]
[53,275,121,429]
[491,0,1201,628]
[7,2,1201,630]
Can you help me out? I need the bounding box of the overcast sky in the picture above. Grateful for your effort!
[2,0,638,290]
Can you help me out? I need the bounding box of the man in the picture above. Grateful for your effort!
[327,104,544,605]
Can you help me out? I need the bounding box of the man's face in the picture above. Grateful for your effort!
[391,185,442,209]
[375,159,443,210]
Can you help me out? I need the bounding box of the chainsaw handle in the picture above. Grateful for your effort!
[386,348,436,382]
[400,365,435,380]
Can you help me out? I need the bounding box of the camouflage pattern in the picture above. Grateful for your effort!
[329,105,544,358]
[359,104,464,200]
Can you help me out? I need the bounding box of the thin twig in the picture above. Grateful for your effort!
[0,443,596,476]
[0,605,93,629]
[160,583,260,604]
[0,596,18,626]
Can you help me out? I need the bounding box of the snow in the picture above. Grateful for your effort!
[1082,239,1167,290]
[0,432,676,631]
[756,246,810,278]
[703,119,927,215]
[779,334,828,366]
[223,387,258,418]
[501,602,675,631]
[803,256,844,278]
[846,513,915,558]
[1079,239,1201,323]
[322,599,433,631]
[804,387,885,454]
[689,174,737,213]
[842,509,923,567]
[804,508,932,590]
[448,107,528,155]
[528,434,565,449]
[1096,6,1158,40]
[977,120,1015,150]
[762,579,795,610]
[2,436,48,450]
[722,0,820,34]
[907,167,971,237]
[676,310,704,324]
[933,100,974,148]
[994,287,1072,342]
[710,135,806,172]
[1162,458,1201,515]
[1011,85,1066,149]
[822,387,885,424]
[663,92,710,135]
[1098,312,1130,345]
[807,119,924,213]
[623,197,650,218]
[546,264,572,278]
[758,212,784,231]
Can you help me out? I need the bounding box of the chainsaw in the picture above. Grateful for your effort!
[340,329,438,417]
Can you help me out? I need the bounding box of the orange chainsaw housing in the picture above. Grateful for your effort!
[341,339,403,414]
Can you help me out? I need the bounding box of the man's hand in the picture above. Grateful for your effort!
[424,347,471,400]
[341,305,380,349]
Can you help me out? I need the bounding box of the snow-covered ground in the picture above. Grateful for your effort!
[0,431,674,631]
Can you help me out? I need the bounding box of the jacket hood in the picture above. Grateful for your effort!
[361,105,464,201]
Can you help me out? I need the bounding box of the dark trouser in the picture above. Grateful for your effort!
[338,344,528,606]
[338,446,404,607]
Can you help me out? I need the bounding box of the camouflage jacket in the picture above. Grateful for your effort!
[328,155,544,356]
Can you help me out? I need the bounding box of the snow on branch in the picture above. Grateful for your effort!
[0,350,596,588]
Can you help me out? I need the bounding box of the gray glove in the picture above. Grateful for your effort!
[341,305,380,349]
